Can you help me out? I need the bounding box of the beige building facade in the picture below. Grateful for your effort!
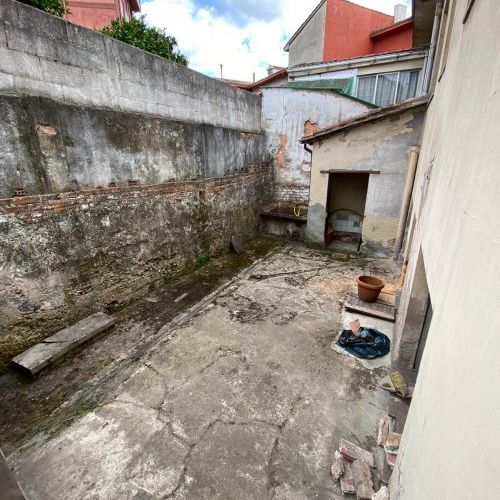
[302,100,426,253]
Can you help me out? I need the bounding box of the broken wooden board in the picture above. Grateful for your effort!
[344,293,396,322]
[12,312,115,375]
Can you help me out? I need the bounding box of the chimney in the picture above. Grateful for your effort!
[394,4,408,22]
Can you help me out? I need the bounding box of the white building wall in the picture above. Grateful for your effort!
[261,87,372,203]
[391,0,500,498]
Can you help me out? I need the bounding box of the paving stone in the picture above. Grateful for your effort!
[12,312,115,375]
[339,439,374,468]
[352,460,374,499]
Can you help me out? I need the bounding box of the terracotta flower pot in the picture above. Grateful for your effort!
[357,275,385,303]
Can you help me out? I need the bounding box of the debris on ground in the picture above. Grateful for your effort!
[336,327,390,359]
[11,312,115,376]
[352,459,374,499]
[372,485,390,500]
[333,423,400,496]
[174,292,188,303]
[230,235,244,255]
[379,371,414,399]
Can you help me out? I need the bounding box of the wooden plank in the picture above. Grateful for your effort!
[320,169,381,174]
[345,294,396,322]
[12,312,115,375]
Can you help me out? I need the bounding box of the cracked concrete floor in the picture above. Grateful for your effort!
[10,245,398,499]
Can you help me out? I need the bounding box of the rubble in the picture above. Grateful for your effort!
[352,459,374,499]
[384,433,402,454]
[372,485,390,500]
[339,439,374,468]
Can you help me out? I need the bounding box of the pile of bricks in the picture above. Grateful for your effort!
[331,433,400,499]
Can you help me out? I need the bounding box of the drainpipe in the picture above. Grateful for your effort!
[395,146,420,256]
[422,1,443,94]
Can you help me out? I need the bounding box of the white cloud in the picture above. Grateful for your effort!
[141,0,412,82]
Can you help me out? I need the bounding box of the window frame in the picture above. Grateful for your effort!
[355,69,421,106]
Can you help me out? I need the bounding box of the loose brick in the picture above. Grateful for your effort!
[339,439,374,468]
[352,460,374,499]
[331,452,345,482]
[340,460,356,495]
[377,416,391,446]
[386,452,397,468]
[384,432,402,453]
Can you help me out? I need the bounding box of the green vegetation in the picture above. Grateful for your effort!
[193,253,211,270]
[98,16,188,66]
[20,0,67,16]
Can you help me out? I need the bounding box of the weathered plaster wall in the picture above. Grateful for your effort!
[287,1,326,67]
[390,1,500,498]
[0,164,273,370]
[0,94,266,197]
[306,107,425,252]
[261,87,371,204]
[0,0,273,368]
[0,0,261,132]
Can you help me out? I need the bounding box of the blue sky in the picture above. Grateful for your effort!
[141,0,412,81]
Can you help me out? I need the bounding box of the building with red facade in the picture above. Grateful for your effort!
[284,0,413,67]
[65,0,140,30]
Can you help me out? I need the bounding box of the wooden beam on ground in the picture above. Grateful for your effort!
[12,312,115,376]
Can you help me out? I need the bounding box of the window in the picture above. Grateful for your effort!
[355,70,421,106]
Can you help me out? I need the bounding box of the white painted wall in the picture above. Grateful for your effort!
[391,0,500,498]
[261,87,371,201]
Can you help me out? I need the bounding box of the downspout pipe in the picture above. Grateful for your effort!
[422,1,443,94]
[395,146,420,257]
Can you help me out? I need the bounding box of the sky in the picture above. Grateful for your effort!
[141,0,412,82]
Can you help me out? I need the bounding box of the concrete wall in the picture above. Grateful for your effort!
[306,106,425,253]
[0,0,273,369]
[261,87,371,204]
[0,94,266,197]
[0,0,261,132]
[390,0,500,497]
[287,1,326,67]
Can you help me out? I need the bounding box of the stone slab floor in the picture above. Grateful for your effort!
[9,245,398,499]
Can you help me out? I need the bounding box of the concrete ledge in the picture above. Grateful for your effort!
[12,312,115,375]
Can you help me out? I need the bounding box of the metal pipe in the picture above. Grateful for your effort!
[395,146,420,256]
[422,1,443,94]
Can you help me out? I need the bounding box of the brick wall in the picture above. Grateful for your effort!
[0,163,274,369]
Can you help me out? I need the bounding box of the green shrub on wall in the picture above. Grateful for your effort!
[19,0,67,16]
[99,16,189,66]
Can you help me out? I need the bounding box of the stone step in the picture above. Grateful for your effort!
[12,312,115,375]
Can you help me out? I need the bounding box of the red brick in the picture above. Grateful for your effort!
[384,432,402,453]
[386,452,397,468]
[339,439,374,468]
[340,461,356,495]
[331,453,345,482]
